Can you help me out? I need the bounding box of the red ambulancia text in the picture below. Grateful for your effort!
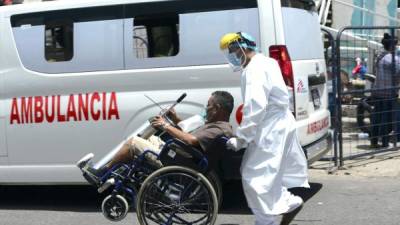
[307,117,329,134]
[10,92,120,124]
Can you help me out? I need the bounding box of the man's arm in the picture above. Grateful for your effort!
[163,124,199,146]
[151,116,199,146]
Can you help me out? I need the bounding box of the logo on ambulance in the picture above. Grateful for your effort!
[296,79,307,94]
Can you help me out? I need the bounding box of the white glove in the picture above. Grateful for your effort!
[226,138,247,152]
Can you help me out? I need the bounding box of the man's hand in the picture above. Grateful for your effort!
[226,138,247,151]
[151,116,169,130]
[166,108,181,124]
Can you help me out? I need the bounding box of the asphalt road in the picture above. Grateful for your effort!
[0,175,399,225]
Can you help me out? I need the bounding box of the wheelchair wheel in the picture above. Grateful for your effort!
[206,170,223,209]
[101,194,129,222]
[136,166,218,225]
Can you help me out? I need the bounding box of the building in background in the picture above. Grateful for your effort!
[318,0,399,71]
[318,0,398,29]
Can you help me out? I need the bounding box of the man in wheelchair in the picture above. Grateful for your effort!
[79,91,234,186]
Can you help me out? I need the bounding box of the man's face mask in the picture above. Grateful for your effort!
[200,107,207,121]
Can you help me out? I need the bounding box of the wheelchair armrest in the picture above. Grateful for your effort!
[169,139,204,158]
[159,138,208,172]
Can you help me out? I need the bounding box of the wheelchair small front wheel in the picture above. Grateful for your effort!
[136,166,218,225]
[101,194,129,222]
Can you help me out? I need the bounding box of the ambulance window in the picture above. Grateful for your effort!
[124,0,258,69]
[133,15,179,58]
[11,5,124,73]
[45,21,73,62]
[281,0,316,11]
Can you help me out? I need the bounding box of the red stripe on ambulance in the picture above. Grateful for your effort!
[10,92,119,124]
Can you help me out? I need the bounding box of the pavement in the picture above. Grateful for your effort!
[0,151,399,225]
[311,148,400,177]
[287,174,400,225]
[291,149,400,225]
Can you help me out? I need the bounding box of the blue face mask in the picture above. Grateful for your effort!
[200,107,207,120]
[228,53,241,67]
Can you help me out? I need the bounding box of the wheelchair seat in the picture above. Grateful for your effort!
[158,138,207,172]
[158,135,229,173]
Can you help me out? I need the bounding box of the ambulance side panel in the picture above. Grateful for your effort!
[1,2,259,184]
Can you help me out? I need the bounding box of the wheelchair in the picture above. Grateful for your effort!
[76,93,230,224]
[81,137,225,225]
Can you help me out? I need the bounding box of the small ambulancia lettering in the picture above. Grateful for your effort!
[10,92,119,124]
[307,117,329,134]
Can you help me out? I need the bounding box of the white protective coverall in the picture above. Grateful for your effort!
[237,53,310,215]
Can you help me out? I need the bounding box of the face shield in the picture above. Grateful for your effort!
[222,41,247,72]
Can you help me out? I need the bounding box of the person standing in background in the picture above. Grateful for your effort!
[370,33,400,148]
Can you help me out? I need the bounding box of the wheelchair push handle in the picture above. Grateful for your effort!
[177,93,187,103]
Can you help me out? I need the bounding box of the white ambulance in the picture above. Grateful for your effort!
[0,0,331,184]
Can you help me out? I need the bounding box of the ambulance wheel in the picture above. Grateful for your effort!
[101,194,129,222]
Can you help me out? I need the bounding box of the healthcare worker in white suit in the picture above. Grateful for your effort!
[219,32,310,225]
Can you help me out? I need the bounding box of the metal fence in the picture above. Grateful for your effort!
[334,26,400,166]
[314,28,339,170]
